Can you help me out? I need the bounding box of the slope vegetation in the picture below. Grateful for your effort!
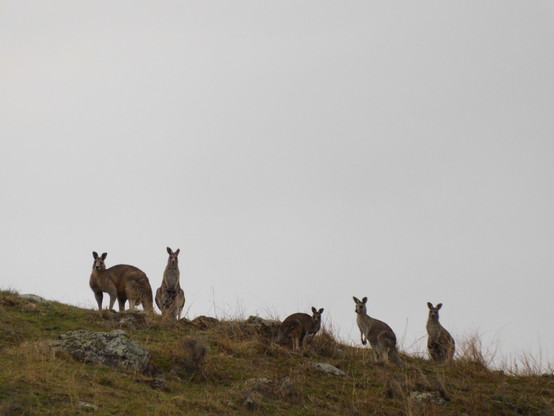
[0,291,552,416]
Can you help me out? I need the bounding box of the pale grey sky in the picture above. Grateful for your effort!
[1,1,553,370]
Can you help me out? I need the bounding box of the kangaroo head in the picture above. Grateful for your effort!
[427,302,442,320]
[353,296,368,314]
[167,247,180,266]
[311,306,324,325]
[92,251,107,271]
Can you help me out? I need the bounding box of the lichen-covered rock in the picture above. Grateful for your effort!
[19,294,49,303]
[313,362,346,376]
[57,329,150,372]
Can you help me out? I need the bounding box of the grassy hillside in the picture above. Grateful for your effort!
[0,290,552,416]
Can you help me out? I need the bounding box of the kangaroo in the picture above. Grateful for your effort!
[89,251,154,313]
[426,302,455,362]
[155,247,185,319]
[353,296,404,365]
[277,307,324,350]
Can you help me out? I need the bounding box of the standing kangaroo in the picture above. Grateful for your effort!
[277,307,324,350]
[155,247,185,319]
[89,251,154,313]
[353,296,404,365]
[426,302,455,362]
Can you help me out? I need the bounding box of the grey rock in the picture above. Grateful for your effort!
[313,362,346,376]
[410,391,447,406]
[244,377,273,395]
[57,330,150,372]
[78,401,98,410]
[19,294,49,303]
[245,377,272,387]
[246,315,281,326]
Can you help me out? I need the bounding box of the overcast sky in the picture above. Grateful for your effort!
[1,1,553,370]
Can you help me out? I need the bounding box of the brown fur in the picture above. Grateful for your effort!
[155,247,185,319]
[353,296,404,366]
[277,307,324,350]
[89,251,154,313]
[426,302,455,362]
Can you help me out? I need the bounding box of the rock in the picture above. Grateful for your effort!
[410,391,447,406]
[246,316,281,339]
[241,377,301,405]
[246,315,281,326]
[135,377,168,389]
[191,315,219,329]
[78,401,98,410]
[22,302,38,312]
[245,377,272,387]
[313,362,346,376]
[99,310,149,330]
[244,378,273,395]
[19,294,49,303]
[56,330,150,372]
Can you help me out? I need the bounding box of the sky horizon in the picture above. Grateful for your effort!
[1,1,553,372]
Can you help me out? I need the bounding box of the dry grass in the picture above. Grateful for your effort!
[0,289,553,416]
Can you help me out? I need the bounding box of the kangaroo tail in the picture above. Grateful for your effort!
[142,286,155,315]
[390,348,406,367]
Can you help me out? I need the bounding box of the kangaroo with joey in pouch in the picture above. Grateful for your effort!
[155,247,185,319]
[426,302,455,363]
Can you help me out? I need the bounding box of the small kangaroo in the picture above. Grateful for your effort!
[353,296,404,365]
[155,247,185,319]
[277,307,324,350]
[89,251,154,313]
[426,302,455,362]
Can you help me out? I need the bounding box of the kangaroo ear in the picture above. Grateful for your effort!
[362,297,368,304]
[167,247,173,255]
[92,251,98,259]
[311,306,317,313]
[319,308,324,314]
[353,296,360,303]
[101,252,107,260]
[436,303,443,310]
[427,302,433,309]
[175,248,180,256]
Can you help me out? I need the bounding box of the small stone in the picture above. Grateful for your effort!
[22,302,38,312]
[313,362,346,376]
[245,377,272,387]
[78,401,98,410]
[410,391,447,406]
[246,315,281,326]
[20,294,49,303]
[191,315,219,329]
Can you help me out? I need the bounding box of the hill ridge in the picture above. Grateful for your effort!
[0,290,553,415]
